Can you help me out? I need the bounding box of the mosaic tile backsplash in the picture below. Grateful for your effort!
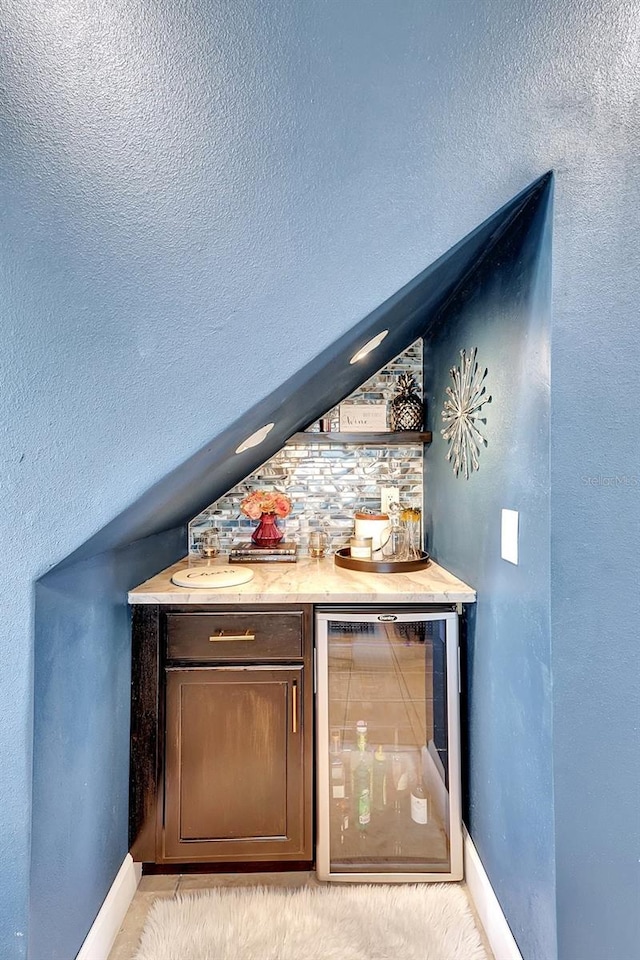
[189,340,424,556]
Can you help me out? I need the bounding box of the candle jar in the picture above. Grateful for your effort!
[309,530,329,558]
[200,527,220,558]
[350,536,373,560]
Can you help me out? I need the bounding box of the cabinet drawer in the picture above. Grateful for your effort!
[165,611,303,661]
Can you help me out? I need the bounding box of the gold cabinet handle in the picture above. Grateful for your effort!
[208,630,256,642]
[292,680,298,734]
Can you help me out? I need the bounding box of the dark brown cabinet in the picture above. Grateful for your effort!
[164,665,307,860]
[129,604,313,867]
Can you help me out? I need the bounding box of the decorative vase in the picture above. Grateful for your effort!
[251,512,284,547]
[390,373,424,431]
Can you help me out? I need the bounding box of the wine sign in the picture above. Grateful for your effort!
[338,402,389,432]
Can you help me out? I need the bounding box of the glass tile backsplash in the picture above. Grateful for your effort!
[189,340,424,556]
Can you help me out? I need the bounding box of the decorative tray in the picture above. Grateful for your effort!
[334,548,430,574]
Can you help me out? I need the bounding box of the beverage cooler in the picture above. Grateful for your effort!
[315,607,462,882]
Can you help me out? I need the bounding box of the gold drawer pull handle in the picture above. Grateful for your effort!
[208,630,256,642]
[292,680,298,734]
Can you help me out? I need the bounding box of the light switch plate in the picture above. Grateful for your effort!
[501,509,519,564]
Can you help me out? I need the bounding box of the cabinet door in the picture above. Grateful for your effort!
[163,665,310,861]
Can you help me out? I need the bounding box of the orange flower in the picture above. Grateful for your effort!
[240,490,292,520]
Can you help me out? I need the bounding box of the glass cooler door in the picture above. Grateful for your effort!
[315,608,462,881]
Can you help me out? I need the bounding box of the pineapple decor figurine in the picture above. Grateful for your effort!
[390,372,424,431]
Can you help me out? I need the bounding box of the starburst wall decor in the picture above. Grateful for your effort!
[441,347,491,479]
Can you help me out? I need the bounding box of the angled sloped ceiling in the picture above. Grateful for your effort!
[54,172,552,571]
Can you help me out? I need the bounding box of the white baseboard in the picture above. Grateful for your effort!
[76,835,517,960]
[76,853,141,960]
[463,826,523,960]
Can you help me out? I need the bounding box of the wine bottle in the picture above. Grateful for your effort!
[391,730,408,815]
[410,777,429,824]
[331,754,346,799]
[372,745,387,812]
[358,788,371,831]
[329,728,346,799]
[356,719,368,753]
[339,798,350,843]
[353,753,371,831]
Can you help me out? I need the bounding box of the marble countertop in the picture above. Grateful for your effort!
[128,556,476,605]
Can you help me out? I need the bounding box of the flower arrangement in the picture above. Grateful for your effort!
[240,489,292,520]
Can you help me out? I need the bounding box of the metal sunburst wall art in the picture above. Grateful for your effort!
[441,347,492,479]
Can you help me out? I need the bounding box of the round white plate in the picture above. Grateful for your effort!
[171,566,255,589]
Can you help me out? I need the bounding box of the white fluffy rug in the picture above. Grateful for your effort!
[134,883,490,960]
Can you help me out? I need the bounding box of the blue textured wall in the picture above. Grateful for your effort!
[425,189,554,959]
[29,530,185,960]
[0,1,638,958]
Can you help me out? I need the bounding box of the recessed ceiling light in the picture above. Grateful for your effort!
[349,330,389,364]
[235,423,275,455]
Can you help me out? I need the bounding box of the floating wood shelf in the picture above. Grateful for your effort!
[286,431,432,445]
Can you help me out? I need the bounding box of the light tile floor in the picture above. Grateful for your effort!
[108,872,495,960]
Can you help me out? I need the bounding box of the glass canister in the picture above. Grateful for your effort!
[382,502,408,560]
[400,506,422,559]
